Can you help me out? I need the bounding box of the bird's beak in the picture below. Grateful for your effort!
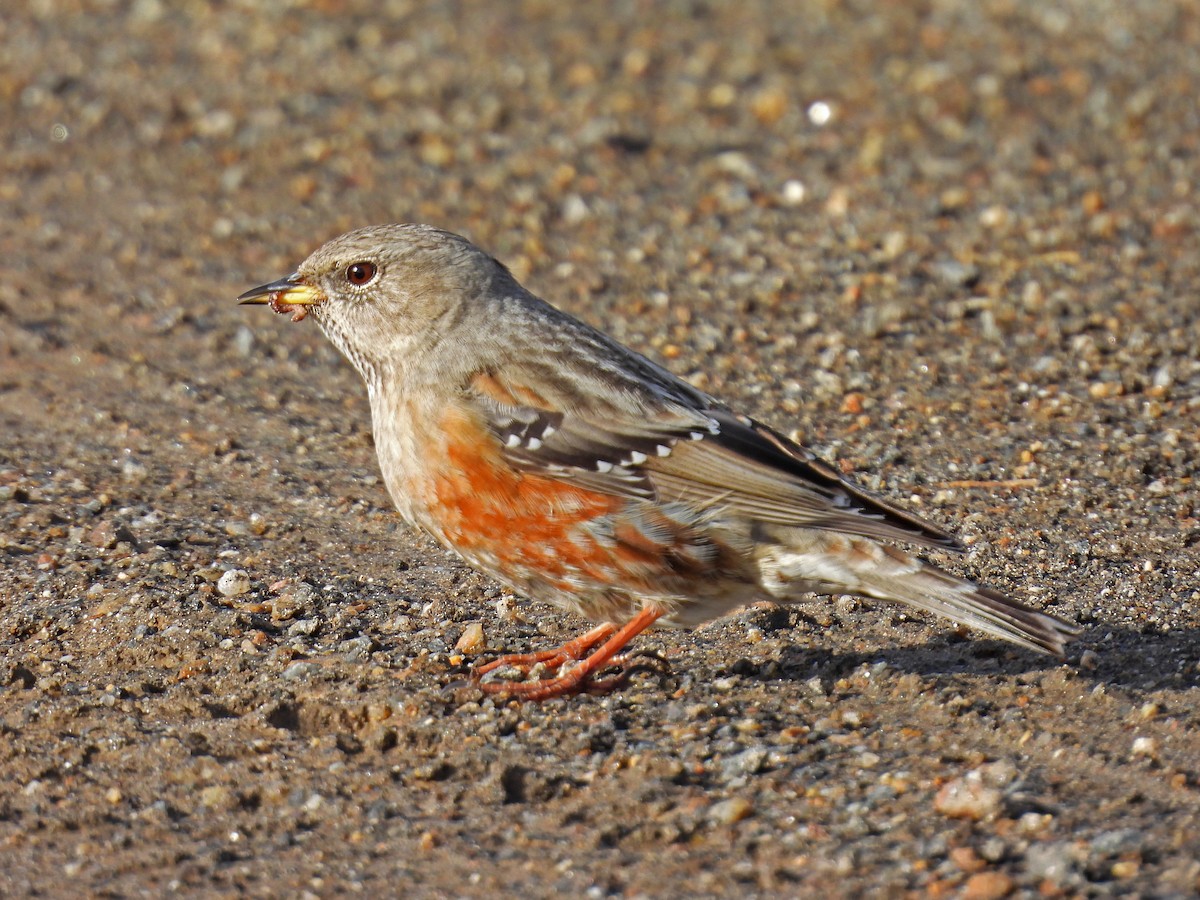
[238,275,324,322]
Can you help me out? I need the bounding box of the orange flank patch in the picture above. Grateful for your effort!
[431,406,622,583]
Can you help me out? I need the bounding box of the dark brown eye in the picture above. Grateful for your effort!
[345,262,377,286]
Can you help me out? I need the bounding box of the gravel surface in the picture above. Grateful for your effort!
[3,1,1199,896]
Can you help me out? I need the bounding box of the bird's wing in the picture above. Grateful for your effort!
[649,411,962,551]
[465,368,715,500]
[464,366,960,552]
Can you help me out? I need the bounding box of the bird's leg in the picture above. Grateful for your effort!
[474,622,617,677]
[478,606,664,701]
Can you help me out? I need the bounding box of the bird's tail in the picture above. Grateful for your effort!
[757,533,1079,656]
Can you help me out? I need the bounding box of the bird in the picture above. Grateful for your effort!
[239,224,1078,700]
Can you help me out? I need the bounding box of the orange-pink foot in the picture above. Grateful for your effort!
[475,607,664,701]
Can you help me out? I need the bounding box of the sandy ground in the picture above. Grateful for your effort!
[2,1,1199,896]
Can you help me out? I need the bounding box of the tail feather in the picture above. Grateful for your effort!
[855,564,1079,656]
[760,535,1080,656]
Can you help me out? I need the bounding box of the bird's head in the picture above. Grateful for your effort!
[239,224,511,385]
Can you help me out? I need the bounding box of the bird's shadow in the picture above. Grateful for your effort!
[452,608,1199,698]
[709,609,1200,693]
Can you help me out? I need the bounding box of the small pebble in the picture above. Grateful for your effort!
[217,569,251,597]
[961,871,1014,900]
[806,100,832,125]
[232,325,255,357]
[934,772,1002,821]
[281,661,322,681]
[780,179,806,205]
[199,786,232,808]
[1110,860,1140,879]
[1131,736,1158,760]
[1022,842,1076,883]
[454,621,486,654]
[707,796,753,825]
[950,846,985,873]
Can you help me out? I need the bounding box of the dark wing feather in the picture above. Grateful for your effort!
[647,412,962,551]
[464,364,960,551]
[468,369,718,499]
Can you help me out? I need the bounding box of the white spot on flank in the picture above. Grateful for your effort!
[689,432,705,441]
[596,460,614,473]
[656,444,671,456]
[541,424,557,438]
[627,450,648,465]
[526,437,543,450]
[505,434,521,448]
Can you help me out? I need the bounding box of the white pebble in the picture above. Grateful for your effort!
[781,179,806,205]
[560,194,588,224]
[807,101,833,125]
[1130,736,1158,759]
[217,569,252,597]
[707,796,753,824]
[934,771,1002,820]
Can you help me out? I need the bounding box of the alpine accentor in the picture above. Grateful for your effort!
[240,224,1077,699]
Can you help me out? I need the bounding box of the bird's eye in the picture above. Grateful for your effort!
[345,262,377,286]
